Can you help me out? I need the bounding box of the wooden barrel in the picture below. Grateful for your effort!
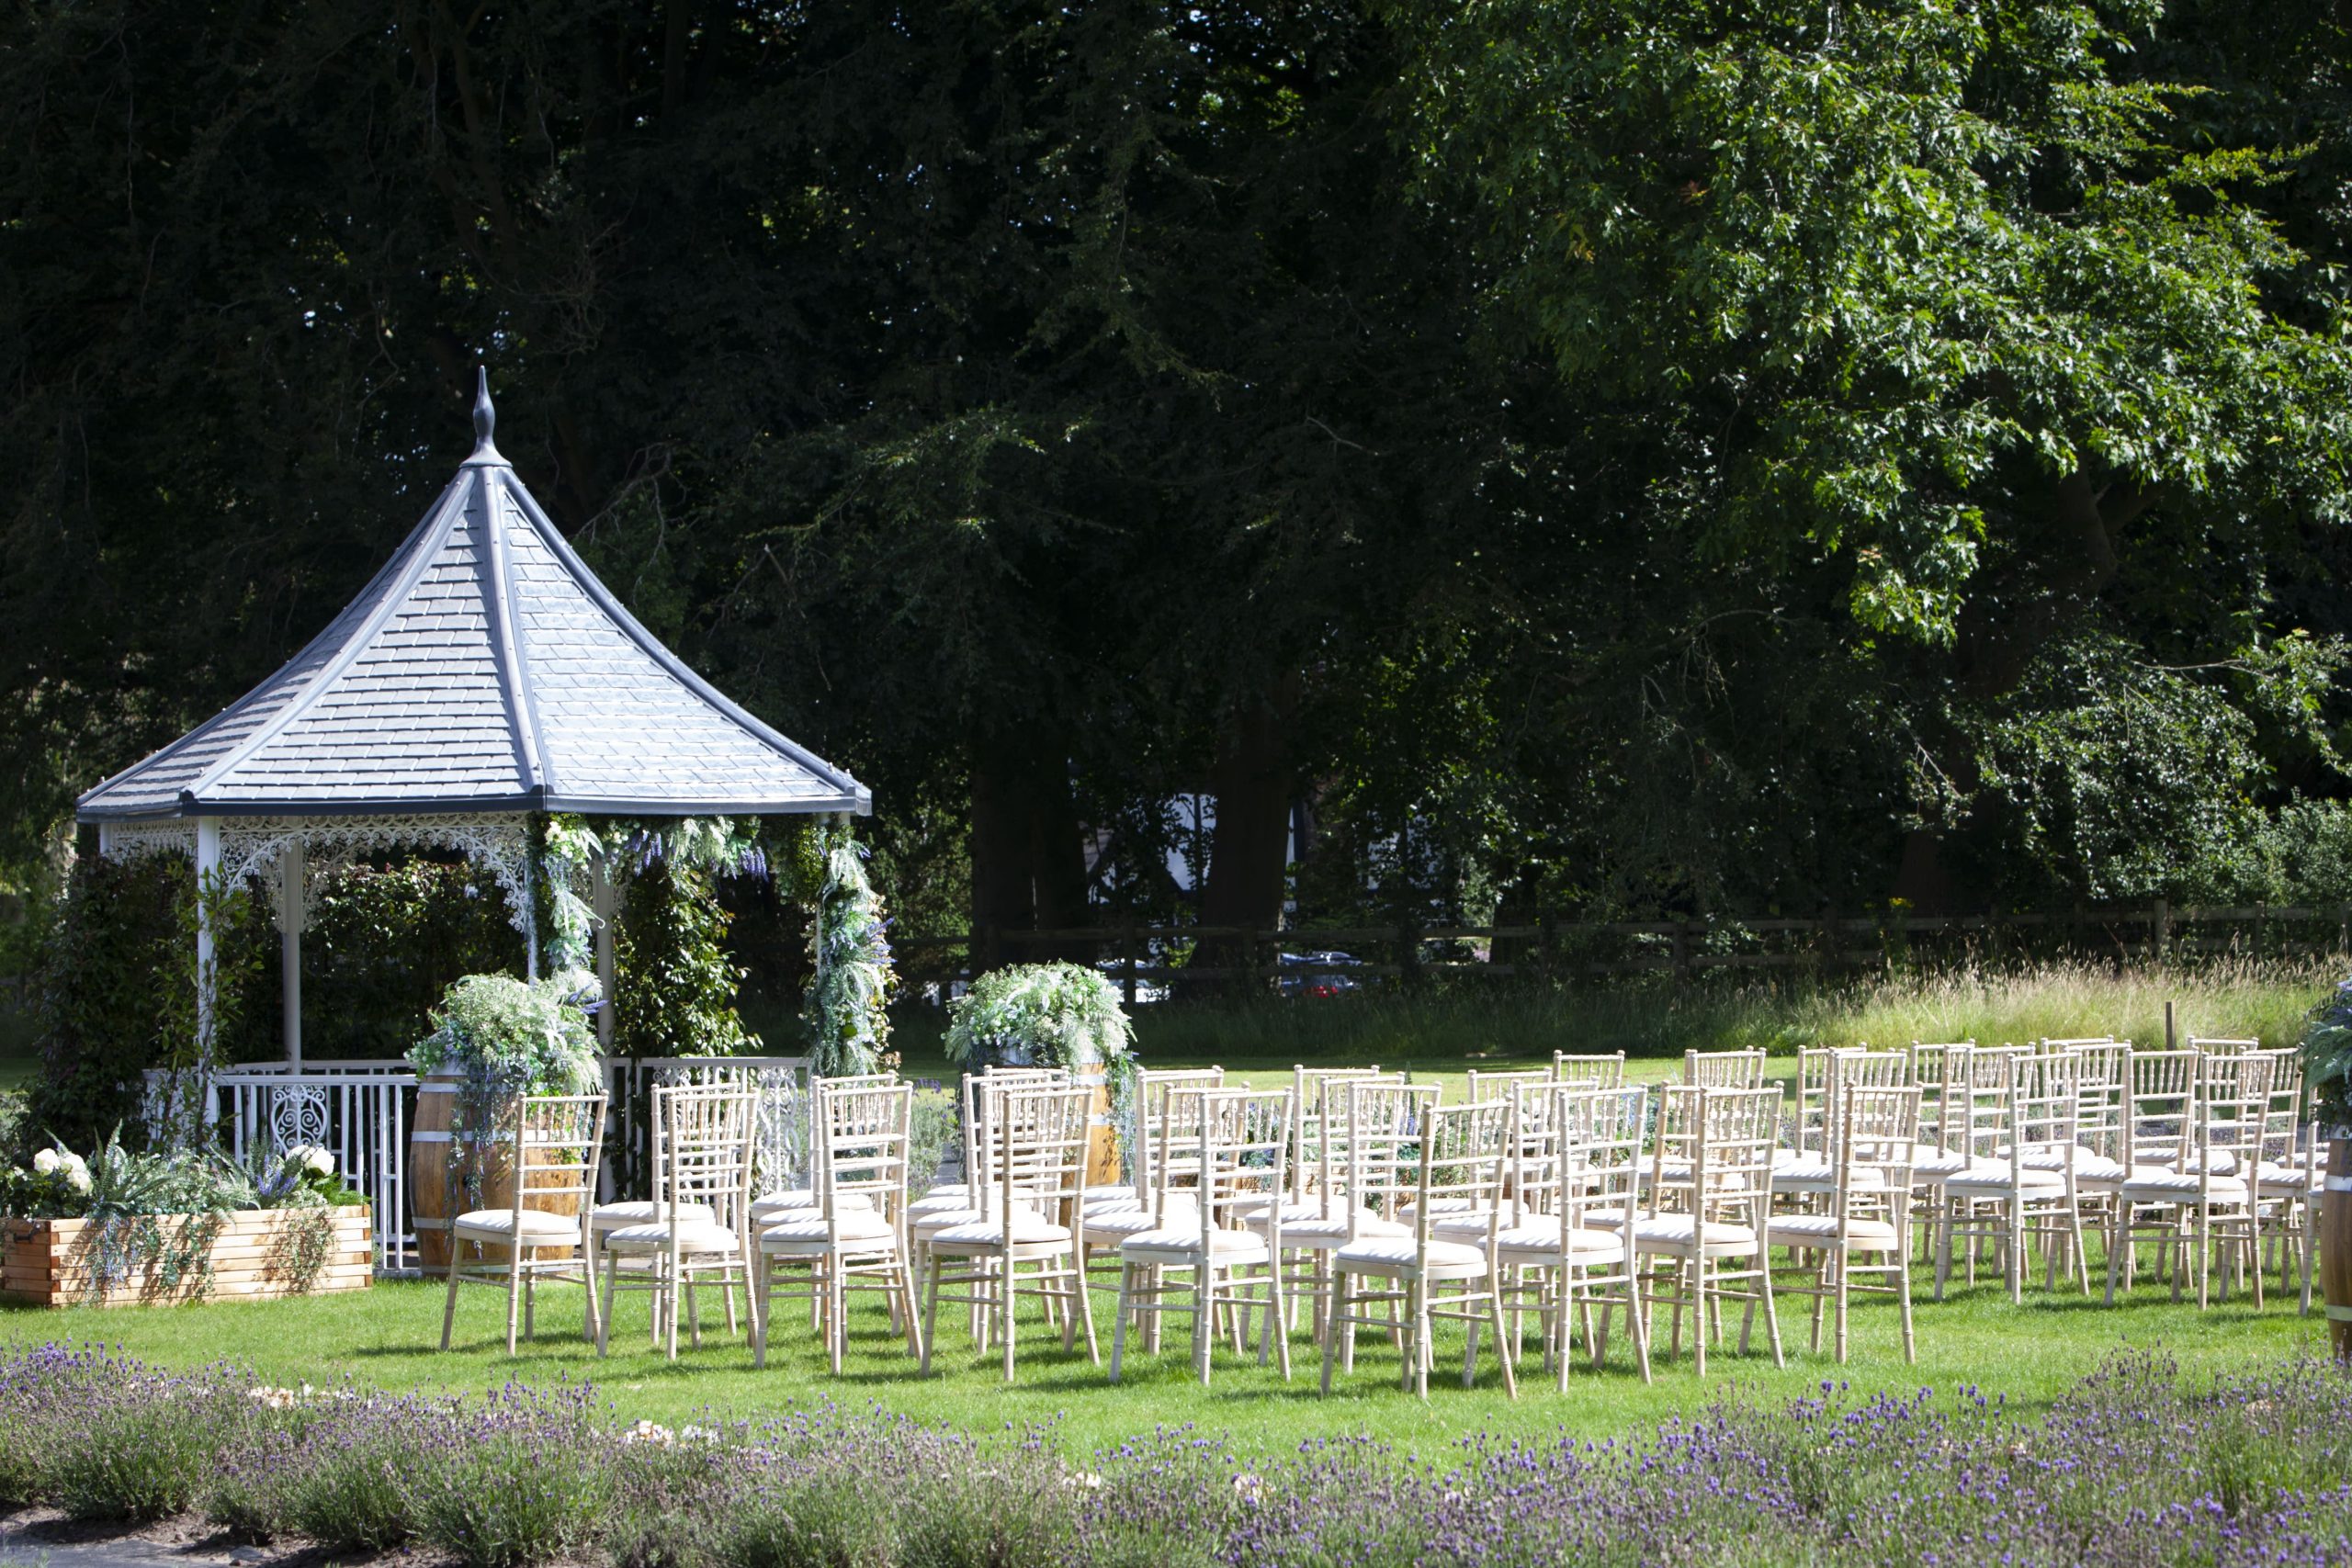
[409,1073,582,1269]
[409,1069,462,1270]
[1076,1063,1123,1190]
[2324,1138,2352,1362]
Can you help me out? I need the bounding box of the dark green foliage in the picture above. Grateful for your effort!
[1,1,2349,946]
[19,856,195,1155]
[301,863,526,1060]
[616,860,758,1058]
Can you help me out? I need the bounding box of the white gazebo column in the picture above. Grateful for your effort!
[278,840,306,1068]
[592,854,616,1052]
[193,816,220,1054]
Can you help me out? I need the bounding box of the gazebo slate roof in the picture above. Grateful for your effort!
[78,377,869,823]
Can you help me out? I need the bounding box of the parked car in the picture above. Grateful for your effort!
[1278,950,1363,998]
[1094,957,1171,1005]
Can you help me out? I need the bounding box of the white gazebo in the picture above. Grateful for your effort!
[76,371,869,1069]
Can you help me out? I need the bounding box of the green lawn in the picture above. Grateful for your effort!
[2,1248,2317,1461]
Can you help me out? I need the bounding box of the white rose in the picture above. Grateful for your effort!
[31,1149,59,1175]
[305,1148,335,1178]
[65,1165,92,1195]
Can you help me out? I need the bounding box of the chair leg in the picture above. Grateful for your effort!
[752,1256,771,1369]
[1486,1281,1518,1399]
[596,1250,618,1358]
[504,1244,525,1357]
[1001,1249,1018,1383]
[920,1253,943,1375]
[1111,1261,1135,1383]
[1832,1251,1850,1365]
[440,1241,463,1351]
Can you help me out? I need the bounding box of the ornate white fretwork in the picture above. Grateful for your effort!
[645,1058,808,1189]
[96,820,198,863]
[266,1082,330,1156]
[98,813,538,942]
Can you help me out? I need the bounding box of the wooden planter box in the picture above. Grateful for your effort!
[2,1205,372,1307]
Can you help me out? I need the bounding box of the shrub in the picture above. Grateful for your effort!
[410,1383,616,1568]
[6,1342,2352,1564]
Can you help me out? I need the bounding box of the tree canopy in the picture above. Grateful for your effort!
[4,0,2349,938]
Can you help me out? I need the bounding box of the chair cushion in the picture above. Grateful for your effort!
[452,1208,580,1242]
[1082,1200,1199,1245]
[591,1200,715,1232]
[760,1207,898,1249]
[1488,1222,1627,1258]
[601,1217,744,1254]
[1118,1225,1271,1262]
[1279,1209,1410,1244]
[1084,1185,1140,1209]
[928,1210,1073,1248]
[751,1189,875,1222]
[1766,1213,1901,1250]
[2120,1171,2251,1202]
[1628,1215,1759,1256]
[1333,1236,1489,1276]
[1773,1165,1892,1194]
[1909,1145,1972,1179]
[2001,1145,2127,1183]
[1398,1196,1485,1220]
[2257,1161,2322,1196]
[1941,1163,2067,1196]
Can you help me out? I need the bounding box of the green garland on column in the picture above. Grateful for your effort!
[793,822,895,1077]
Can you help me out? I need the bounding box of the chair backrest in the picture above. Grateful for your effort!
[1341,1081,1437,1228]
[2068,1043,2132,1163]
[1656,1086,1777,1222]
[1683,1049,1768,1089]
[657,1083,759,1234]
[992,1085,1095,1224]
[2252,1046,2307,1171]
[1909,1041,1976,1152]
[1406,1099,1512,1260]
[814,1071,900,1093]
[1538,1084,1646,1240]
[817,1081,912,1228]
[502,1093,608,1228]
[1193,1089,1294,1245]
[2120,1048,2201,1168]
[1295,1067,1399,1207]
[1834,1085,1920,1237]
[2013,1050,2082,1170]
[2041,1035,2118,1051]
[955,1068,1063,1191]
[2195,1052,2275,1173]
[2188,1035,2261,1057]
[1793,1048,1850,1156]
[1142,1080,1224,1225]
[1466,1067,1549,1105]
[1552,1051,1628,1088]
[1134,1067,1226,1192]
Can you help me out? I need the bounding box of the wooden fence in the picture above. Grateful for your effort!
[894,900,2352,1003]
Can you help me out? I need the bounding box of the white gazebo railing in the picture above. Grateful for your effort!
[148,1052,812,1276]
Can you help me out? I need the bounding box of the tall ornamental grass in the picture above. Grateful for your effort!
[1119,956,2335,1063]
[2,1342,2350,1564]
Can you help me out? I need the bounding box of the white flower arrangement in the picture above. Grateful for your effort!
[28,1148,92,1194]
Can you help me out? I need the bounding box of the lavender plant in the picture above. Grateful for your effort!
[2,1343,2349,1566]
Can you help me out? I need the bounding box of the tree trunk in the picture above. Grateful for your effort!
[1195,674,1303,991]
[968,732,1090,973]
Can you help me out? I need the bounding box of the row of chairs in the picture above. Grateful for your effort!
[434,1039,2319,1396]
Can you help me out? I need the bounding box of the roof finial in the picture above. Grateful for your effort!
[466,367,506,466]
